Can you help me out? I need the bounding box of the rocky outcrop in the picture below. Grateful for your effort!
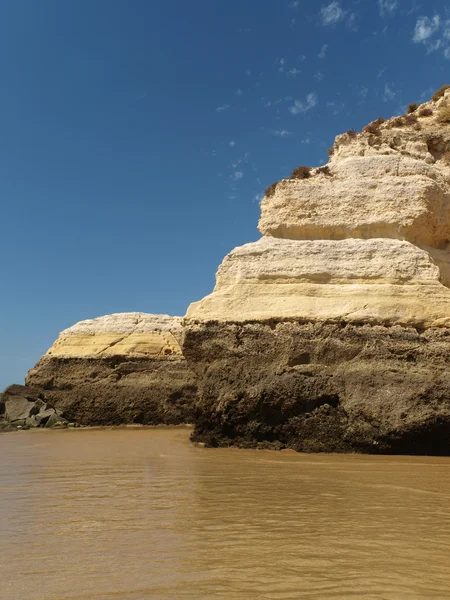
[0,385,71,430]
[26,313,197,426]
[183,88,450,454]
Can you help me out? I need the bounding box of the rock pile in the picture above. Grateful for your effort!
[0,384,71,430]
[183,87,450,454]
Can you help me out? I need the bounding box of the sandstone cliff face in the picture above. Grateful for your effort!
[183,89,450,454]
[26,313,197,426]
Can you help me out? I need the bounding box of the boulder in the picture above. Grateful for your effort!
[2,385,42,424]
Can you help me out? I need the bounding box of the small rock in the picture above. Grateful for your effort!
[35,407,56,426]
[45,412,68,428]
[25,416,39,428]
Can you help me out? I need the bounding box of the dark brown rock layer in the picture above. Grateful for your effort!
[182,321,450,454]
[25,356,197,426]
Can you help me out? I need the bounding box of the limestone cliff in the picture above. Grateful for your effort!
[183,88,450,454]
[26,313,197,425]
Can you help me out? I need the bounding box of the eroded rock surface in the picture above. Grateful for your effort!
[26,313,197,426]
[184,88,450,454]
[183,322,450,454]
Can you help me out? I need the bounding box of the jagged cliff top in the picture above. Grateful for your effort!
[259,86,450,248]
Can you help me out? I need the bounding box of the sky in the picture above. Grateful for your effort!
[1,0,450,389]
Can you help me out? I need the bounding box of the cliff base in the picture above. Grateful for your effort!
[183,321,450,455]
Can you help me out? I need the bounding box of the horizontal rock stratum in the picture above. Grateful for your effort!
[186,237,450,326]
[183,87,450,454]
[46,313,184,358]
[26,313,197,426]
[259,156,450,246]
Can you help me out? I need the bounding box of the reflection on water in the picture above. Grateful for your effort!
[1,427,450,600]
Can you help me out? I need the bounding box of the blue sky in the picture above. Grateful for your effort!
[1,0,449,389]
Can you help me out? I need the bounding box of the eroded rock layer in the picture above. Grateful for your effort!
[184,88,450,454]
[183,322,450,454]
[186,237,450,325]
[26,313,197,425]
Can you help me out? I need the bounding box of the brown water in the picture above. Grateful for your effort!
[1,428,450,600]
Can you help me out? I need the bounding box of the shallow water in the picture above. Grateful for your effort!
[1,427,450,600]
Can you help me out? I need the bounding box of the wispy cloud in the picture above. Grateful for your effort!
[232,171,244,181]
[420,86,434,102]
[235,88,243,96]
[320,2,356,29]
[379,0,398,17]
[229,141,236,147]
[359,86,369,99]
[288,67,302,77]
[314,71,324,81]
[347,12,357,31]
[412,14,450,59]
[318,44,328,59]
[289,92,318,115]
[269,129,293,137]
[216,104,230,112]
[262,96,292,109]
[383,82,396,102]
[413,15,440,43]
[326,100,346,115]
[289,0,300,7]
[321,2,345,25]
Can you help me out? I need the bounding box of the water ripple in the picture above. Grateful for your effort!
[1,428,450,599]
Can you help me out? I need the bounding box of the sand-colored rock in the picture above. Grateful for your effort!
[259,157,450,247]
[47,313,183,358]
[26,313,197,426]
[260,92,450,246]
[186,238,450,326]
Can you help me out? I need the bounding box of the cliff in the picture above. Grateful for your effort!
[26,313,197,426]
[183,88,450,454]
